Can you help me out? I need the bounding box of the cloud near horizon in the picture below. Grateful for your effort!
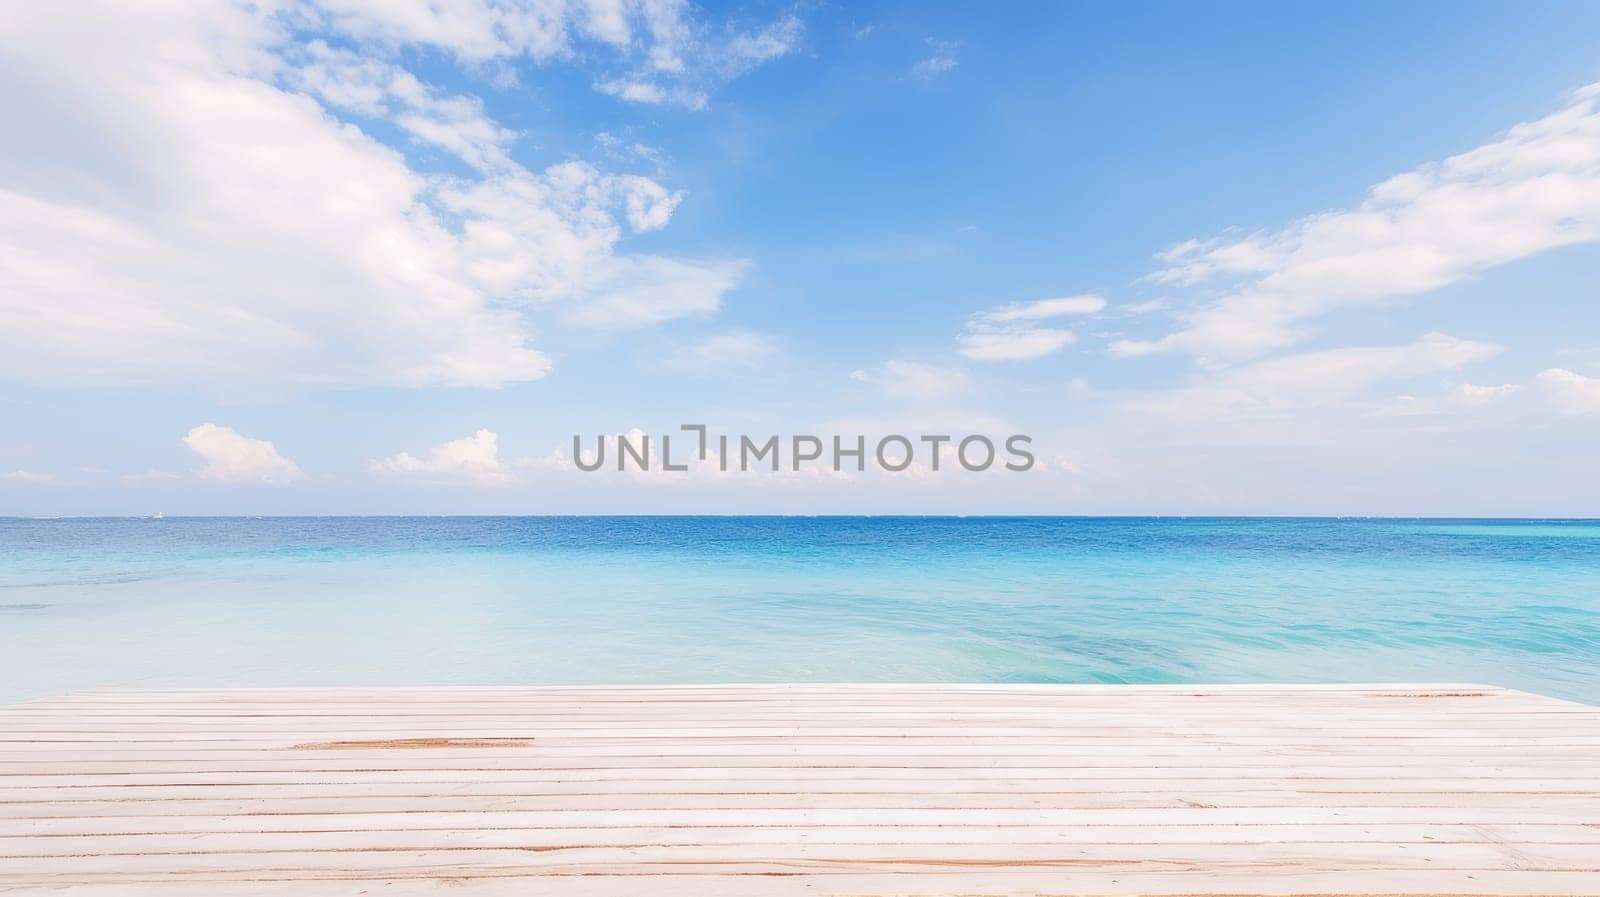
[1537,368,1600,415]
[372,430,515,486]
[184,424,305,485]
[1125,332,1504,423]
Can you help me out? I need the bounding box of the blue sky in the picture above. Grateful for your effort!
[3,1,1600,515]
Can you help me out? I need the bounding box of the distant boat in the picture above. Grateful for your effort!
[152,512,164,520]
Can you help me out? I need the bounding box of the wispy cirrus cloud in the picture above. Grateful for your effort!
[851,360,971,401]
[910,39,959,79]
[1113,83,1600,361]
[959,294,1106,361]
[1126,332,1503,423]
[594,12,804,110]
[566,257,750,328]
[666,331,779,372]
[305,0,801,108]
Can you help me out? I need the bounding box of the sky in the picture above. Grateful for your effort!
[3,0,1600,516]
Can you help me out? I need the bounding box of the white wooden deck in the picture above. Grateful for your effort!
[1,684,1598,896]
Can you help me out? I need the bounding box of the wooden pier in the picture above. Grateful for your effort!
[2,684,1598,895]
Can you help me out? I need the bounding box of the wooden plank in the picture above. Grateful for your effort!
[5,776,1598,799]
[6,791,1600,819]
[10,818,1575,848]
[1,684,1598,896]
[12,805,1600,838]
[7,841,1600,876]
[4,871,1596,897]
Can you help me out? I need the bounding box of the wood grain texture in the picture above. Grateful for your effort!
[1,684,1597,896]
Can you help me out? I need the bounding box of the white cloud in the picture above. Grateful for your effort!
[722,16,804,71]
[1120,299,1170,315]
[593,12,803,109]
[960,329,1076,361]
[3,470,54,484]
[1537,368,1600,415]
[911,39,959,79]
[121,470,184,485]
[959,294,1105,361]
[286,42,521,173]
[667,331,778,371]
[514,449,573,472]
[1452,382,1522,407]
[184,424,305,485]
[300,0,800,101]
[304,0,571,61]
[979,296,1107,321]
[851,360,971,401]
[594,132,666,171]
[596,79,697,109]
[1038,454,1085,476]
[1114,82,1600,360]
[1373,395,1438,418]
[0,1,753,389]
[372,429,514,485]
[1376,382,1520,417]
[1128,333,1503,422]
[566,257,748,327]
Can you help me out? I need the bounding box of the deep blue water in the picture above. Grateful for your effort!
[2,517,1597,704]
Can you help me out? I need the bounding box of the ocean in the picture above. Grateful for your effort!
[2,516,1597,705]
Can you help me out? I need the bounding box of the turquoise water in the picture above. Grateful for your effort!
[1,517,1597,705]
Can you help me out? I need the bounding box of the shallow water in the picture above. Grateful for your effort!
[2,517,1597,704]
